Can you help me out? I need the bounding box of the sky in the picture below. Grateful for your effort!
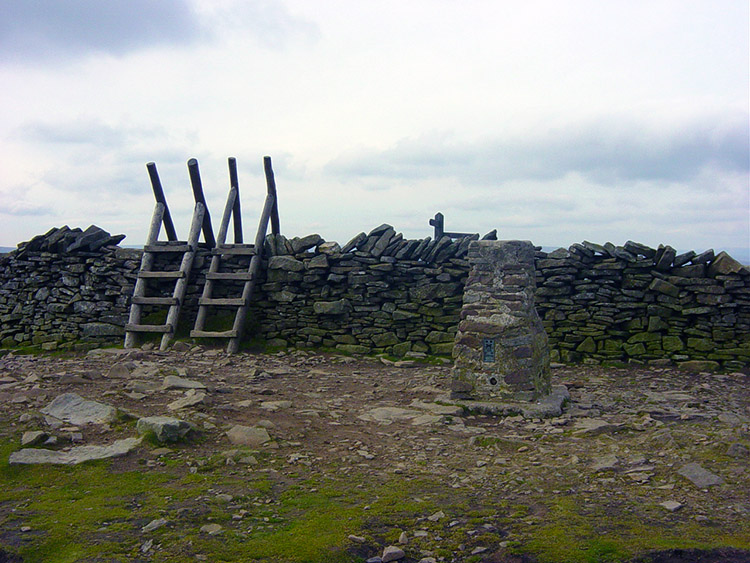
[1,0,748,259]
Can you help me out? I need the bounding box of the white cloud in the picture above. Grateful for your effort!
[0,0,746,257]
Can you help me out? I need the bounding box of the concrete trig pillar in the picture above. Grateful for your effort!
[451,240,551,401]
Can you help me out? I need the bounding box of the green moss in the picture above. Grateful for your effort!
[519,496,750,563]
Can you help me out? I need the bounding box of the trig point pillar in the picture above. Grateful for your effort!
[451,240,551,401]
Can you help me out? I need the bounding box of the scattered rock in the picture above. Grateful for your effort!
[427,510,445,522]
[226,425,271,447]
[21,430,49,446]
[727,443,749,459]
[660,501,683,512]
[200,523,223,535]
[677,463,723,488]
[358,407,422,424]
[382,545,405,562]
[163,375,207,390]
[142,518,168,532]
[167,390,207,411]
[592,454,619,472]
[9,437,141,465]
[572,418,625,437]
[41,393,118,425]
[137,416,193,443]
[260,400,292,411]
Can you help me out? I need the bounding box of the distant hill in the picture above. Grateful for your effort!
[0,247,14,254]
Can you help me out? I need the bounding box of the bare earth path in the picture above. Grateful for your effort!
[0,346,748,562]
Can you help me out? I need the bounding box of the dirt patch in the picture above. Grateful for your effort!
[0,346,748,562]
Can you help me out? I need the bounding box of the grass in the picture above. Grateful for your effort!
[518,496,750,563]
[0,438,460,563]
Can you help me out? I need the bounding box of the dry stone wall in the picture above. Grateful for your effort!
[0,225,748,370]
[0,226,140,349]
[534,241,750,371]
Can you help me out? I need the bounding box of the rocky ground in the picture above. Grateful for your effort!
[0,346,748,563]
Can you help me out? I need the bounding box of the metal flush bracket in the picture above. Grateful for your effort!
[482,338,495,363]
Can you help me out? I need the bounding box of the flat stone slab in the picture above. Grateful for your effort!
[167,390,207,411]
[572,418,626,437]
[678,462,723,488]
[9,437,141,465]
[163,375,207,390]
[409,400,464,416]
[358,407,423,425]
[41,393,118,425]
[448,385,570,419]
[226,425,271,447]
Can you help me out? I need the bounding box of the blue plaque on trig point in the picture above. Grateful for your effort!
[482,338,495,362]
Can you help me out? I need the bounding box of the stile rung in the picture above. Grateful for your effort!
[126,323,173,333]
[132,296,179,306]
[199,297,247,306]
[144,244,192,253]
[212,244,256,256]
[190,329,238,338]
[138,270,185,279]
[205,272,254,281]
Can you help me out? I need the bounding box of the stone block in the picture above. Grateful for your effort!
[336,344,371,355]
[268,256,305,272]
[371,332,399,347]
[313,299,351,315]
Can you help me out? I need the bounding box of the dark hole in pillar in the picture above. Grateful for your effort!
[489,377,498,386]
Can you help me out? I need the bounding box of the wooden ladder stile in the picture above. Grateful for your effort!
[124,160,214,351]
[190,156,280,354]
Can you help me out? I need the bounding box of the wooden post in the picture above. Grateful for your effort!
[187,158,216,248]
[124,202,165,348]
[264,156,281,235]
[161,202,205,350]
[228,157,243,243]
[227,191,275,354]
[146,162,178,241]
[430,212,444,239]
[216,188,238,246]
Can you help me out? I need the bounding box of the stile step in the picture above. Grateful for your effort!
[138,271,185,280]
[213,244,256,256]
[132,296,179,306]
[205,272,254,281]
[199,297,247,306]
[190,329,238,338]
[144,244,192,253]
[125,323,173,333]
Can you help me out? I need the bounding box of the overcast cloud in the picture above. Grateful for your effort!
[0,0,203,62]
[0,0,747,261]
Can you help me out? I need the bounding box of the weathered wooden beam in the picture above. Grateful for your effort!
[216,188,237,246]
[228,157,243,243]
[187,158,216,248]
[205,272,255,281]
[144,244,191,253]
[212,245,256,256]
[124,202,165,348]
[264,156,280,235]
[199,297,247,306]
[126,323,173,333]
[146,162,178,241]
[190,329,238,339]
[137,270,184,280]
[429,212,444,239]
[131,296,179,306]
